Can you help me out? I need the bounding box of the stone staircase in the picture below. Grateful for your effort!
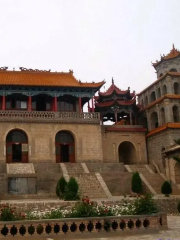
[86,163,125,173]
[126,164,180,195]
[63,163,85,174]
[70,173,107,198]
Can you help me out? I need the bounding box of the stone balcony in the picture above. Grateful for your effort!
[0,111,100,124]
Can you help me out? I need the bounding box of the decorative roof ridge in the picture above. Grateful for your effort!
[146,123,180,138]
[152,44,180,67]
[0,69,74,75]
[137,72,180,96]
[139,94,180,112]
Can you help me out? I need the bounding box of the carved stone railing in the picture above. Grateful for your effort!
[0,111,100,124]
[0,213,167,237]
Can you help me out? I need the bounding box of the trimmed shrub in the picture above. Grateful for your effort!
[64,177,80,201]
[56,177,67,198]
[161,181,172,196]
[131,172,142,194]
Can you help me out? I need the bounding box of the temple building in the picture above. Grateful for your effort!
[94,78,139,125]
[0,45,180,198]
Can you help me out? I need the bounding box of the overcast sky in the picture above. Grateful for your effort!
[0,0,180,95]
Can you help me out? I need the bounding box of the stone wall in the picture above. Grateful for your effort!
[147,129,180,168]
[102,127,147,164]
[0,122,103,162]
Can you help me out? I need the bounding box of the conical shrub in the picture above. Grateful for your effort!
[161,181,172,196]
[131,172,142,194]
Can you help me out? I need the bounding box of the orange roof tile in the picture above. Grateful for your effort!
[146,123,180,138]
[152,45,180,67]
[0,70,104,88]
[140,94,180,112]
[137,72,180,96]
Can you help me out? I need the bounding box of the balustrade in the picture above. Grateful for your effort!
[0,111,100,124]
[0,214,167,237]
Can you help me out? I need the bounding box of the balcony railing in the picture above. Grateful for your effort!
[0,111,100,124]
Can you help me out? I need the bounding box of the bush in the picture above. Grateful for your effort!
[133,194,158,215]
[161,181,172,196]
[64,177,80,201]
[178,201,180,213]
[131,172,142,194]
[0,204,25,221]
[56,177,67,198]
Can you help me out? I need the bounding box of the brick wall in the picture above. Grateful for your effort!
[0,123,103,162]
[102,128,147,164]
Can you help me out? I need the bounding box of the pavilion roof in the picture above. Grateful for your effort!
[98,78,135,97]
[152,44,180,68]
[95,99,136,108]
[0,68,104,88]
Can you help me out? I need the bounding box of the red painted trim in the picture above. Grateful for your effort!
[105,127,147,132]
[28,96,32,111]
[54,97,57,112]
[79,97,82,112]
[2,96,5,110]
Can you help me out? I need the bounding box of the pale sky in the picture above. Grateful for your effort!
[0,0,180,95]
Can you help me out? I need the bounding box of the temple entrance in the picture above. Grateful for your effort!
[118,141,136,164]
[55,131,75,163]
[6,130,28,163]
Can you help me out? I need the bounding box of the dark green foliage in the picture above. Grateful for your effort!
[161,181,172,196]
[64,177,80,201]
[178,201,180,213]
[133,194,158,215]
[56,177,67,198]
[174,139,180,145]
[131,172,142,194]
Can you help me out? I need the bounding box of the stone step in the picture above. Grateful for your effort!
[34,163,62,173]
[63,163,85,174]
[86,163,125,173]
[70,173,107,199]
[0,162,6,173]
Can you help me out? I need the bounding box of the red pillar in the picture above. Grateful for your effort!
[2,95,5,110]
[79,97,82,112]
[54,97,57,112]
[28,96,32,111]
[92,97,94,112]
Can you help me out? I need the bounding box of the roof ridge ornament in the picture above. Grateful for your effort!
[19,67,51,72]
[0,67,8,71]
[112,77,114,84]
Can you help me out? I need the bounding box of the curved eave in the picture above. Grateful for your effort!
[139,94,180,112]
[146,123,180,138]
[137,72,180,96]
[95,99,136,108]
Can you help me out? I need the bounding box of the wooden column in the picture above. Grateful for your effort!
[92,97,94,112]
[28,96,32,111]
[2,95,5,110]
[79,97,82,112]
[54,97,57,112]
[115,112,117,124]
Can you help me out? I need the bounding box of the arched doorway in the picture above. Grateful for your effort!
[173,105,179,122]
[150,91,156,103]
[160,108,165,125]
[55,131,75,163]
[6,130,28,163]
[150,112,159,130]
[118,141,136,164]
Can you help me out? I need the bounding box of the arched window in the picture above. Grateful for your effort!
[174,82,179,94]
[141,99,144,107]
[118,141,136,164]
[6,130,28,163]
[55,131,75,163]
[157,87,161,98]
[162,85,167,95]
[173,106,179,122]
[145,96,148,106]
[150,91,156,103]
[150,112,159,130]
[160,108,165,125]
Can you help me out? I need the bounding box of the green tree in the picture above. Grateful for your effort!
[64,177,80,200]
[56,176,67,198]
[161,181,172,197]
[131,172,142,194]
